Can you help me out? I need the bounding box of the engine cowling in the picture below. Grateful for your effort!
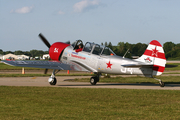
[49,42,70,61]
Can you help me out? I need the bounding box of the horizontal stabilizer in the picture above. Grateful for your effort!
[121,64,153,68]
[165,64,178,68]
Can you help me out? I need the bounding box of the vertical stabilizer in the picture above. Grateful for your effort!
[136,40,166,76]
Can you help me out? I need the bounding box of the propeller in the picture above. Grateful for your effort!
[39,33,51,48]
[44,69,48,74]
[65,41,70,44]
[38,33,51,74]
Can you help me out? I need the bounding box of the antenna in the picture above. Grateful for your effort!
[123,49,130,58]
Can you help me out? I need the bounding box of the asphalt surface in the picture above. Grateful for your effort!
[1,76,180,90]
[0,60,179,90]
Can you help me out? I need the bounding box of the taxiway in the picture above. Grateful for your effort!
[0,76,180,90]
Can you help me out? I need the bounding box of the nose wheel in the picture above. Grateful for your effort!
[48,69,60,85]
[48,77,57,85]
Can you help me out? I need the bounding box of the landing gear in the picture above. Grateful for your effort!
[154,78,165,87]
[90,73,101,85]
[48,77,57,85]
[48,69,60,85]
[90,76,98,85]
[159,81,165,87]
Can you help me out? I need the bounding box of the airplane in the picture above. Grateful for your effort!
[3,33,166,87]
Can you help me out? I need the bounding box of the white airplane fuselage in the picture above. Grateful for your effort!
[61,45,153,77]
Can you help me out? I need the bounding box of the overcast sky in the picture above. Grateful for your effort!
[0,0,180,51]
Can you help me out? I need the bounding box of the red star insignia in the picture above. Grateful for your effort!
[152,47,158,57]
[106,61,113,69]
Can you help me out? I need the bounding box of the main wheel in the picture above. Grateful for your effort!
[49,77,57,85]
[90,77,98,85]
[159,81,165,87]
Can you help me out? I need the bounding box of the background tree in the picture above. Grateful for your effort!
[5,51,14,54]
[163,42,175,53]
[107,42,113,49]
[104,42,108,47]
[117,42,125,56]
[14,50,23,55]
[0,49,3,55]
[132,43,147,56]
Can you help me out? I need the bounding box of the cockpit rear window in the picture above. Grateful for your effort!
[83,42,92,52]
[92,45,103,55]
[102,47,116,56]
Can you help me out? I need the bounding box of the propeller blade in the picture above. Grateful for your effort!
[65,41,70,44]
[39,33,51,48]
[44,69,48,74]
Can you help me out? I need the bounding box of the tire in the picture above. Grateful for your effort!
[90,77,97,85]
[49,77,57,85]
[160,81,165,87]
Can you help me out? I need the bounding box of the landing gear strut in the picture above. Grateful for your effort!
[154,78,165,87]
[90,73,101,85]
[48,69,60,85]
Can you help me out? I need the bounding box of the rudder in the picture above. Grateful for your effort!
[137,40,166,76]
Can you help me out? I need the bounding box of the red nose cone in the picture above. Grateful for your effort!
[49,42,70,61]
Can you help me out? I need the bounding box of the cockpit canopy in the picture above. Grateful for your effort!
[71,40,116,56]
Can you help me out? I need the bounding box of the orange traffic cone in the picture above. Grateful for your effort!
[22,67,25,74]
[67,70,70,74]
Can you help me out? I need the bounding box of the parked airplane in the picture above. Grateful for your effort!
[3,33,166,87]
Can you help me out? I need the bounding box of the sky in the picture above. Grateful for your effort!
[0,0,180,51]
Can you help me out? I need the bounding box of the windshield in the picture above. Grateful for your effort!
[92,44,103,55]
[71,40,83,50]
[83,42,92,52]
[101,47,116,56]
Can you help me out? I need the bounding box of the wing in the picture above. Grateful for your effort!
[2,60,72,70]
[121,64,153,68]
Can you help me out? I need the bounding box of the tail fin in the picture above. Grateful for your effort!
[136,40,166,76]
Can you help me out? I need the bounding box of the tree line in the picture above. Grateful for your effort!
[103,41,180,60]
[0,49,48,58]
[1,41,180,60]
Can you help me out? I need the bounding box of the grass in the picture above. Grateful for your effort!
[0,61,180,119]
[0,86,180,120]
[164,72,180,74]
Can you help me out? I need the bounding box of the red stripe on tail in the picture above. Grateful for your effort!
[144,49,166,60]
[153,65,165,72]
[150,40,162,47]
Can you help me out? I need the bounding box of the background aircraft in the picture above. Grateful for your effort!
[3,33,166,87]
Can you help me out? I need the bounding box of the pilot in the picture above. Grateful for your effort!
[75,44,83,52]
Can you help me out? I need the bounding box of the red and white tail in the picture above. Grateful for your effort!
[137,40,166,76]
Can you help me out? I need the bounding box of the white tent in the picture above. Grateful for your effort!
[3,53,18,60]
[17,54,30,60]
[43,54,50,60]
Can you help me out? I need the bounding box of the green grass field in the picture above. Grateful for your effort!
[0,62,180,119]
[0,86,180,120]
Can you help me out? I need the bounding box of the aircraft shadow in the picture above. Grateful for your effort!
[58,80,180,87]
